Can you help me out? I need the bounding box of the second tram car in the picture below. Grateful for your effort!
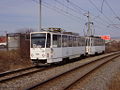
[30,29,86,65]
[85,36,105,55]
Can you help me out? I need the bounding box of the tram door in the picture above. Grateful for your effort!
[52,34,62,62]
[86,37,92,54]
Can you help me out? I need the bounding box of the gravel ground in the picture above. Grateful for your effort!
[108,70,120,90]
[67,56,120,90]
[0,52,117,90]
[33,54,117,90]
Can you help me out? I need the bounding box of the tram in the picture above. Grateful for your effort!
[30,28,86,65]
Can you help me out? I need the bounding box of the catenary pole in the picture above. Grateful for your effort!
[39,0,42,31]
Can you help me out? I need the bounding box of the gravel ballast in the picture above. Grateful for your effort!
[0,52,118,89]
[67,56,120,90]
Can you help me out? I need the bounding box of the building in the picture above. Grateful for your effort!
[7,33,30,58]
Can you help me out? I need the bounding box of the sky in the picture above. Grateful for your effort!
[0,0,120,37]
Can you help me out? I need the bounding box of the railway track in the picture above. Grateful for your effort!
[0,66,50,83]
[0,66,35,77]
[0,52,119,90]
[28,52,120,90]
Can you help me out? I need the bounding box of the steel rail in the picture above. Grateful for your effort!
[0,66,51,83]
[27,52,120,90]
[64,54,120,90]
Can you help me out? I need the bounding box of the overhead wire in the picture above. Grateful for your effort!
[31,0,82,23]
[88,0,120,29]
[65,0,111,28]
[64,0,114,32]
[65,0,87,12]
[43,1,81,21]
[54,0,83,15]
[105,0,119,18]
[32,0,120,31]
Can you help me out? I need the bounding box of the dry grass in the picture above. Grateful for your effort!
[106,41,120,53]
[0,50,32,73]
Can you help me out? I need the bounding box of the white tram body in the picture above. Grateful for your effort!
[30,30,86,65]
[85,36,105,55]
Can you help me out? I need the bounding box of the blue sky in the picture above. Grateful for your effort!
[0,0,120,37]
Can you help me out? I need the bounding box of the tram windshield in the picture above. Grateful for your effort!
[31,33,51,48]
[31,33,46,48]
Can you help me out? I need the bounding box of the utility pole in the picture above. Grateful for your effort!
[87,11,91,36]
[39,0,42,31]
[84,11,94,36]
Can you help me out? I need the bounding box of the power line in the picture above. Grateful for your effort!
[54,0,83,15]
[64,0,115,32]
[104,0,120,21]
[44,1,81,20]
[65,0,87,13]
[43,1,83,23]
[64,0,112,29]
[88,0,120,29]
[31,0,82,23]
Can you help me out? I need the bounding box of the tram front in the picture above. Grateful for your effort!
[30,32,51,65]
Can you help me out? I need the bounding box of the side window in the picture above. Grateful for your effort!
[73,37,76,47]
[78,37,81,46]
[82,37,85,46]
[53,34,61,47]
[68,36,73,47]
[88,38,90,46]
[62,35,68,47]
[80,37,84,46]
[46,33,51,48]
[76,37,79,47]
[81,37,83,46]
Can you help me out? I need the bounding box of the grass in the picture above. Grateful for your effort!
[0,50,32,73]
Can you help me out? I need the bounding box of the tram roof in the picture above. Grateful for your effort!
[30,31,80,36]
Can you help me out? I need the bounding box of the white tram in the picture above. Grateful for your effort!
[85,36,105,55]
[30,28,86,65]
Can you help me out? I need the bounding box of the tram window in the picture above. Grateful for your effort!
[46,33,51,48]
[83,38,85,46]
[72,37,75,47]
[62,35,68,47]
[82,38,85,46]
[78,37,81,46]
[96,39,98,46]
[80,38,83,46]
[31,33,46,48]
[53,34,61,47]
[73,37,75,46]
[85,38,87,46]
[76,37,79,47]
[76,37,78,47]
[68,36,73,47]
[88,38,90,46]
[91,38,94,46]
[76,37,79,46]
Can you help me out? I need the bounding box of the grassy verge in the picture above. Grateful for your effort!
[0,50,32,73]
